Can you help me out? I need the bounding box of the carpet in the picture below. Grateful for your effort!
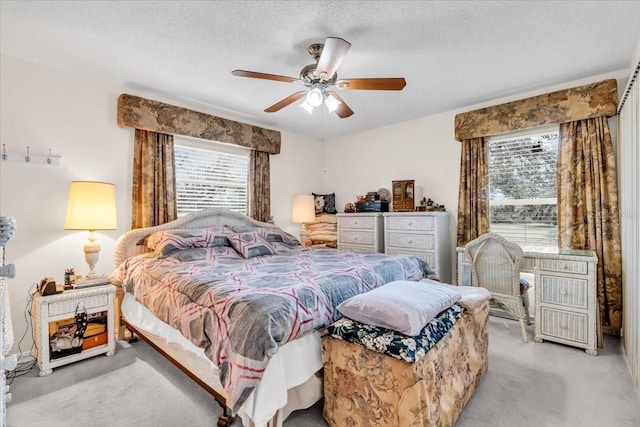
[7,358,215,427]
[7,317,640,426]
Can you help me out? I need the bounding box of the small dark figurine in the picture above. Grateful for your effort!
[64,268,76,289]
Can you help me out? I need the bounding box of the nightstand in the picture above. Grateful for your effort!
[33,285,116,376]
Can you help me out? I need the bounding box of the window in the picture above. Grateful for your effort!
[174,137,249,216]
[488,127,559,248]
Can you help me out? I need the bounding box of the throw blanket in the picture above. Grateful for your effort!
[111,246,428,411]
[323,304,464,363]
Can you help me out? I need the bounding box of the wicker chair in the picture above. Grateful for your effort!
[465,233,528,342]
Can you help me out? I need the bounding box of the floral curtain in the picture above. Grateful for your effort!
[457,137,490,246]
[558,117,623,335]
[249,150,271,223]
[131,129,177,229]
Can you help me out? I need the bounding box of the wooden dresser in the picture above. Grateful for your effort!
[337,213,384,253]
[383,212,451,283]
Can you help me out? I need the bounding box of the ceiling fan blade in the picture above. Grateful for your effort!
[315,37,351,80]
[232,70,303,84]
[264,91,307,113]
[335,77,407,90]
[326,91,354,119]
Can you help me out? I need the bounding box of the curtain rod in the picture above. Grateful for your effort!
[618,58,640,113]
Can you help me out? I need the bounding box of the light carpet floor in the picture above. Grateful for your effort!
[7,317,640,426]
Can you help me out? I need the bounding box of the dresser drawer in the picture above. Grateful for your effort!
[385,215,434,232]
[540,259,588,275]
[339,243,376,254]
[339,231,375,246]
[539,275,589,309]
[386,249,436,271]
[539,307,588,344]
[522,256,536,270]
[386,232,434,251]
[47,294,109,317]
[338,216,375,230]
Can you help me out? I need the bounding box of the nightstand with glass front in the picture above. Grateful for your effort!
[33,284,116,376]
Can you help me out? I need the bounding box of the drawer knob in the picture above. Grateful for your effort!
[408,222,413,226]
[560,289,568,296]
[408,240,413,244]
[354,237,358,241]
[354,221,359,225]
[560,323,568,329]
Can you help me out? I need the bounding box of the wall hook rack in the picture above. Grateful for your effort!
[1,145,63,167]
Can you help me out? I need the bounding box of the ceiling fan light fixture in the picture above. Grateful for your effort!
[299,100,314,114]
[306,87,324,107]
[324,93,341,113]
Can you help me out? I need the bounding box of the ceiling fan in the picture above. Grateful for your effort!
[232,37,406,119]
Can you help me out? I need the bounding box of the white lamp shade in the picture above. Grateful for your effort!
[65,181,117,230]
[291,195,316,223]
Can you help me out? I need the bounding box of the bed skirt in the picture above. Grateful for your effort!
[322,302,489,426]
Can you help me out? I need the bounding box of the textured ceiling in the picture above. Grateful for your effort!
[1,1,639,140]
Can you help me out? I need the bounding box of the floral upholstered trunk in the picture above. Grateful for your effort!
[322,304,489,427]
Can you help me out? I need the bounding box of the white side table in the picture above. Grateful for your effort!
[33,285,116,376]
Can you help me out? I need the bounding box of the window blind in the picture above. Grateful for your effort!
[174,143,249,216]
[488,129,559,247]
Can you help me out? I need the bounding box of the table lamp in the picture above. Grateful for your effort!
[65,181,117,280]
[291,195,315,244]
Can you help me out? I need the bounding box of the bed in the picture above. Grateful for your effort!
[110,208,434,427]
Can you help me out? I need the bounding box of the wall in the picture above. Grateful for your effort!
[0,55,324,356]
[324,70,628,282]
[619,36,640,389]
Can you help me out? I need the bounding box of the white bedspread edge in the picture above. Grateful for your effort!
[121,293,323,426]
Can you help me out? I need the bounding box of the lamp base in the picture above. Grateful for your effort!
[83,231,100,279]
[299,224,308,245]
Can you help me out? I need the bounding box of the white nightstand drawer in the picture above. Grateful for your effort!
[47,293,109,317]
[539,275,589,309]
[385,215,434,232]
[34,285,116,376]
[539,307,588,344]
[338,216,375,230]
[339,231,375,246]
[386,232,434,251]
[540,259,588,275]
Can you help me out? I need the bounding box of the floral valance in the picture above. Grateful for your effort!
[117,94,281,154]
[454,79,618,141]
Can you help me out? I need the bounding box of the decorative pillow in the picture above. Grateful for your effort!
[312,193,337,214]
[336,280,462,336]
[258,228,301,246]
[146,228,229,257]
[145,229,181,251]
[222,224,257,234]
[227,232,276,259]
[166,246,242,262]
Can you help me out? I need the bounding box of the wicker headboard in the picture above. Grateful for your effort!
[113,208,275,267]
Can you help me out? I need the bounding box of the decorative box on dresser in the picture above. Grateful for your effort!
[383,212,451,283]
[337,213,384,253]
